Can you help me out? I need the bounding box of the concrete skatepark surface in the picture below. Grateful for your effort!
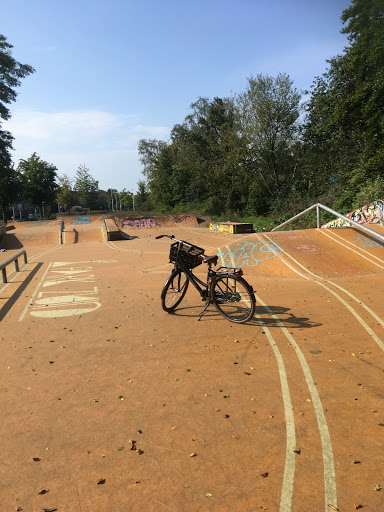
[1,221,384,511]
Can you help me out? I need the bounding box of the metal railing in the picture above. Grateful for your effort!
[1,250,28,283]
[272,203,384,243]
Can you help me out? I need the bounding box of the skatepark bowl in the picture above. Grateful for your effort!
[0,217,384,511]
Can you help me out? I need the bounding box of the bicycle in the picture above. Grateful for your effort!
[156,234,256,323]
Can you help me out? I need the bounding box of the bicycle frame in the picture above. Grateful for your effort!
[172,253,211,301]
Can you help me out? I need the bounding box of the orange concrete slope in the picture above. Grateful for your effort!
[1,224,384,512]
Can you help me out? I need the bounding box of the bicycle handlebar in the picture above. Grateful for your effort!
[155,234,175,240]
[155,234,198,252]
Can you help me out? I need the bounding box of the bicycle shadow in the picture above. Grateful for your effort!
[169,304,322,329]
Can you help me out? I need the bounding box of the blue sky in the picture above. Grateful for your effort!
[3,0,351,193]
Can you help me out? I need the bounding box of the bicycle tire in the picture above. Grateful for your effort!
[161,269,189,312]
[211,273,255,323]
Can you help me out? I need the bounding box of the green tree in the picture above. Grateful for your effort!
[0,34,34,219]
[138,139,168,182]
[119,188,134,209]
[236,73,301,209]
[18,153,58,217]
[135,179,150,209]
[0,130,20,219]
[303,0,384,209]
[57,174,76,212]
[74,165,99,209]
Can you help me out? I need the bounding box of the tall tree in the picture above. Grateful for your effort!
[0,34,34,218]
[57,174,76,212]
[73,165,99,209]
[18,153,58,216]
[303,0,384,209]
[236,73,301,208]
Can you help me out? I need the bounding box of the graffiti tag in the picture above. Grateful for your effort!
[122,217,160,229]
[219,241,281,267]
[210,223,234,234]
[72,216,91,224]
[322,200,384,228]
[353,237,383,249]
[170,214,197,224]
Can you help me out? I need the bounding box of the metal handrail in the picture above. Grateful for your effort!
[1,250,28,283]
[272,203,384,243]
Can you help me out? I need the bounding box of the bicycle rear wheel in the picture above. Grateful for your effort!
[211,274,255,323]
[161,269,189,312]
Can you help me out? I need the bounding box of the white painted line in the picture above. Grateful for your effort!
[317,228,384,269]
[263,234,384,350]
[319,228,384,264]
[258,297,338,512]
[18,262,52,322]
[221,245,296,512]
[326,279,384,330]
[256,298,296,512]
[316,280,384,351]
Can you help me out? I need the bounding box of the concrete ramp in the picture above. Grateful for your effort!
[103,219,137,241]
[215,226,384,280]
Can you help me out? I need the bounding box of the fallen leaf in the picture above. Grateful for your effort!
[353,460,361,464]
[373,485,382,491]
[206,493,212,498]
[32,457,41,462]
[118,446,124,451]
[118,396,125,400]
[189,453,197,457]
[244,372,251,375]
[43,509,58,512]
[293,449,301,454]
[136,449,144,455]
[97,478,106,485]
[354,506,363,510]
[38,489,49,495]
[261,472,269,478]
[328,505,339,511]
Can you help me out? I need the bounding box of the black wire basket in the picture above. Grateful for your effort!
[169,241,205,268]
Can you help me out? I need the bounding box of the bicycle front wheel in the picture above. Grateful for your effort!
[161,269,189,312]
[211,274,255,323]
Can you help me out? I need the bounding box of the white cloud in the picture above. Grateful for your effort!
[4,108,171,191]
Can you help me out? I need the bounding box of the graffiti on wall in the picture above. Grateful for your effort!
[210,223,234,234]
[72,216,91,224]
[322,200,384,228]
[219,240,281,267]
[170,214,197,224]
[122,217,161,229]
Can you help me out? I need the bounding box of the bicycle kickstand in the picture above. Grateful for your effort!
[197,300,211,321]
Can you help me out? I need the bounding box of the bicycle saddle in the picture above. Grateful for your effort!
[202,254,218,265]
